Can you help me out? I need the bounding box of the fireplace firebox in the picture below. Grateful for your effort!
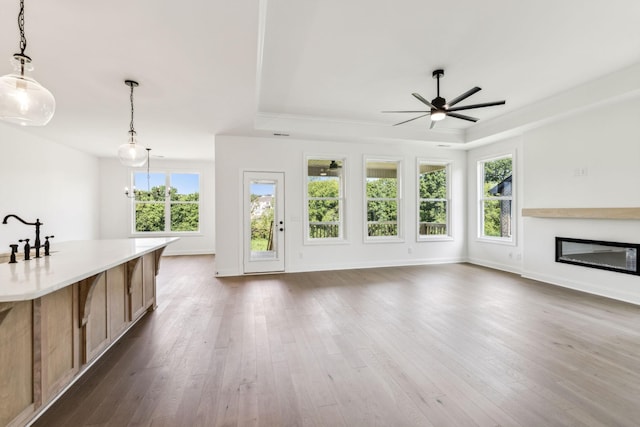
[555,237,639,276]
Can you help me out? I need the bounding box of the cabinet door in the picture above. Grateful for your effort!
[0,301,34,427]
[85,274,108,362]
[107,264,128,339]
[40,285,79,402]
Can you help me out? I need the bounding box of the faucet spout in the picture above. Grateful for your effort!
[2,214,43,258]
[3,214,38,226]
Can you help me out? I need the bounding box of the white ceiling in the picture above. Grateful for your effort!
[1,0,640,159]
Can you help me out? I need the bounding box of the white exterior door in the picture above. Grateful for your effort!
[243,171,285,273]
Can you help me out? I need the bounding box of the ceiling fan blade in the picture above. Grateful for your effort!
[393,113,430,126]
[447,112,478,122]
[447,100,506,112]
[412,93,436,109]
[429,120,437,130]
[381,110,429,113]
[447,87,481,107]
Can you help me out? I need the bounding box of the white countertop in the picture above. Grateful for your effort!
[0,238,179,302]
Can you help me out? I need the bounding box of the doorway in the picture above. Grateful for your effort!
[243,171,285,273]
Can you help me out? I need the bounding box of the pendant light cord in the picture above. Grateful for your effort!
[129,83,136,136]
[18,0,27,56]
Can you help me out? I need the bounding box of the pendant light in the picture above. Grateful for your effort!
[118,80,147,167]
[125,148,151,198]
[0,0,55,126]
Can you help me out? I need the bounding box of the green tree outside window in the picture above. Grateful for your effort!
[133,173,200,233]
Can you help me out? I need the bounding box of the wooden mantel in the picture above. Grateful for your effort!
[522,207,640,220]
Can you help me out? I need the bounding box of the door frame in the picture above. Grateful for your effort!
[242,171,285,274]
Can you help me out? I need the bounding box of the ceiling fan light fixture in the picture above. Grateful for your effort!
[0,0,55,126]
[430,110,446,121]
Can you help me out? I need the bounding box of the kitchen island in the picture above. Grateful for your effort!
[0,238,178,427]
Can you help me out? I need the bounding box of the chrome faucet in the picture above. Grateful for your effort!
[2,214,44,258]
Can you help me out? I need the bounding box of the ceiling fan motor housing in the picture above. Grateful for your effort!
[432,96,446,109]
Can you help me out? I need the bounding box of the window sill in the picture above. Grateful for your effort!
[476,236,515,246]
[418,236,454,242]
[304,239,350,246]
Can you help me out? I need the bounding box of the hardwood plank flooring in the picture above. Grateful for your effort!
[32,257,640,427]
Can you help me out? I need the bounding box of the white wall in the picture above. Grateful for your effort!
[521,96,640,304]
[215,135,466,276]
[466,136,524,274]
[0,124,99,252]
[98,157,215,256]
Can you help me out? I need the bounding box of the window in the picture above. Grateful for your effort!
[365,159,401,240]
[305,158,345,241]
[132,172,200,233]
[478,155,513,241]
[418,161,449,239]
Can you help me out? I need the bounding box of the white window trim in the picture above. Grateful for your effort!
[476,153,515,245]
[303,155,347,245]
[363,156,403,243]
[416,159,453,242]
[129,169,202,236]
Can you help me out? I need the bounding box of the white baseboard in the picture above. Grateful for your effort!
[521,270,640,306]
[466,257,522,275]
[214,257,466,277]
[286,256,466,274]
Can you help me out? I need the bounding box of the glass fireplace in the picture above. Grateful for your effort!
[555,237,639,276]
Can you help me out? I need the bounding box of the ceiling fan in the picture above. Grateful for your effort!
[383,69,506,129]
[319,160,342,176]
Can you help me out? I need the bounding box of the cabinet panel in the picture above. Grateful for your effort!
[143,252,156,310]
[108,264,128,339]
[41,285,78,401]
[86,274,108,362]
[0,301,34,427]
[130,258,145,321]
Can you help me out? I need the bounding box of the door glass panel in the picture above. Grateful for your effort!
[249,180,277,260]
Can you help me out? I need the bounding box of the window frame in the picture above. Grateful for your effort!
[130,169,202,236]
[303,156,347,245]
[363,156,403,243]
[477,153,515,244]
[416,159,452,242]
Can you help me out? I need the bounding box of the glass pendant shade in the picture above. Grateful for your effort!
[0,57,55,126]
[118,133,147,167]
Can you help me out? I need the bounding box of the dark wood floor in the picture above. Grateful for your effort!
[33,256,640,426]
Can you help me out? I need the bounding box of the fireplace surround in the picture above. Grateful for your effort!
[555,237,639,276]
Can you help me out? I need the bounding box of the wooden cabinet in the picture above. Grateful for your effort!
[129,252,157,323]
[108,264,128,341]
[0,245,170,427]
[129,257,145,321]
[0,301,34,427]
[39,285,80,404]
[143,252,156,311]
